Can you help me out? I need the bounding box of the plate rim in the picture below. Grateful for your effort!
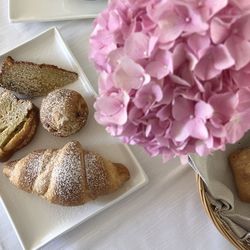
[0,27,148,250]
[8,0,105,22]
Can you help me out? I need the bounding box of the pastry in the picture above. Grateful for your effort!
[229,149,250,203]
[0,91,39,162]
[3,141,130,206]
[0,56,78,97]
[40,89,89,137]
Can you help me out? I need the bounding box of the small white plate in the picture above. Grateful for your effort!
[9,0,107,22]
[0,27,148,250]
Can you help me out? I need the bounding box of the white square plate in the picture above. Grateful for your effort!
[9,0,107,22]
[0,27,148,250]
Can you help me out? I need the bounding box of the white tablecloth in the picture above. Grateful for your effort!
[0,1,234,249]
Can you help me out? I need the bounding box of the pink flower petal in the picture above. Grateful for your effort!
[108,10,122,32]
[121,123,138,137]
[225,35,250,70]
[148,36,158,56]
[147,1,173,22]
[231,14,250,41]
[242,63,250,73]
[113,57,151,91]
[124,32,150,60]
[145,124,152,137]
[225,109,250,143]
[213,45,235,70]
[195,141,210,156]
[231,69,250,88]
[108,48,124,69]
[207,123,226,137]
[95,95,121,115]
[194,54,220,81]
[230,0,250,10]
[173,43,186,70]
[237,88,250,112]
[155,50,173,71]
[209,92,239,122]
[194,45,234,80]
[171,118,209,142]
[145,61,170,79]
[187,51,198,70]
[149,119,167,136]
[98,72,115,94]
[156,106,171,121]
[94,91,129,126]
[187,33,210,58]
[128,107,144,125]
[195,101,214,120]
[106,125,124,136]
[158,12,184,43]
[170,74,191,86]
[134,83,163,109]
[152,85,164,102]
[175,4,209,34]
[210,17,229,44]
[159,83,173,105]
[187,118,210,140]
[202,0,228,19]
[172,96,194,121]
[194,77,205,92]
[141,13,157,31]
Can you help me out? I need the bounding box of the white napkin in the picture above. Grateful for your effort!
[189,131,250,245]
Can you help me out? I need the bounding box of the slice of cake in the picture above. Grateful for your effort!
[0,91,39,161]
[0,56,78,97]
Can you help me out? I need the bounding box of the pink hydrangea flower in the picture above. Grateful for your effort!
[90,0,250,161]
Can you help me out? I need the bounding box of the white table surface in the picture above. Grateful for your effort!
[0,1,234,250]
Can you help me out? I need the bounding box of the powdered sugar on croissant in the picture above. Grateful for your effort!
[3,141,130,206]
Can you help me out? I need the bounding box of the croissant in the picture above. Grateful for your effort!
[3,141,130,206]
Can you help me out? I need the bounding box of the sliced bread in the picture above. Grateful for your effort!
[0,91,39,161]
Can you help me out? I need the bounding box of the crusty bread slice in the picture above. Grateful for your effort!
[229,149,250,203]
[0,91,39,162]
[0,56,78,97]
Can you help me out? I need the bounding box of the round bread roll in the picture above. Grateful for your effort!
[40,89,88,137]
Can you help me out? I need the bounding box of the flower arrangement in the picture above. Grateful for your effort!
[90,0,250,162]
